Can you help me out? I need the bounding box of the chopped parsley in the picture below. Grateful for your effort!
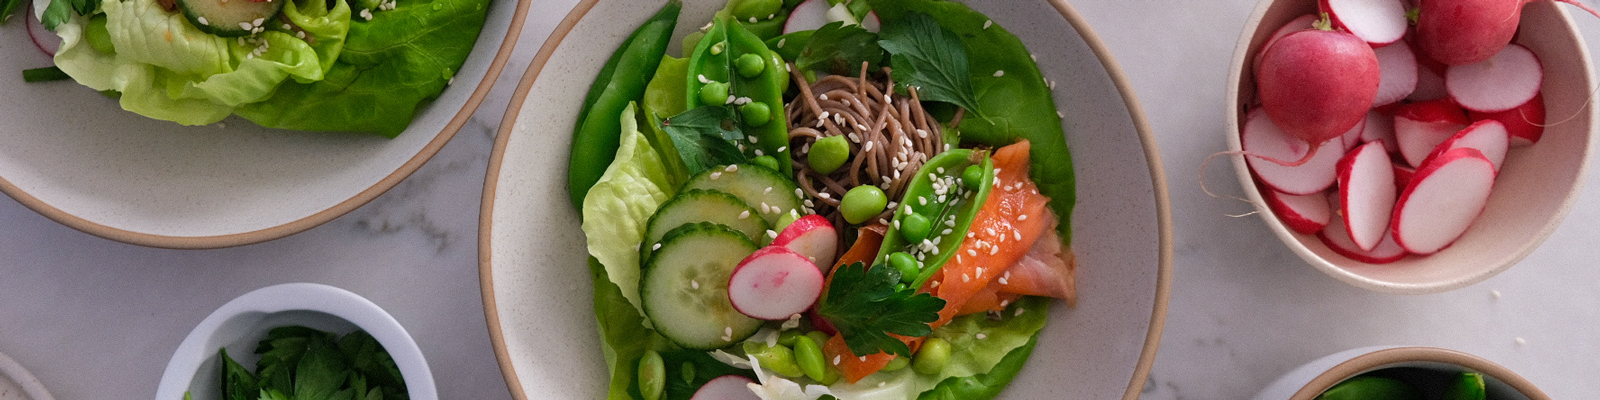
[660,105,750,175]
[817,262,945,357]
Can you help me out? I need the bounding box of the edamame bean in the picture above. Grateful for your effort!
[808,135,850,175]
[880,355,910,372]
[805,331,831,349]
[888,252,918,284]
[637,350,665,400]
[743,342,804,378]
[777,329,804,347]
[740,102,772,126]
[793,335,827,382]
[774,209,801,233]
[735,53,767,78]
[840,185,888,224]
[751,155,781,172]
[912,338,951,375]
[899,213,932,243]
[962,165,984,191]
[728,0,782,21]
[698,81,730,106]
[798,332,842,385]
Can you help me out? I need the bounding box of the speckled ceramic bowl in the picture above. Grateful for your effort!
[1253,346,1548,400]
[1225,0,1596,294]
[0,0,530,249]
[480,0,1172,399]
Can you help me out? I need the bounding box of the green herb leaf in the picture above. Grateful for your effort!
[660,106,749,175]
[40,0,71,31]
[220,349,259,400]
[293,339,351,400]
[23,67,71,83]
[796,22,884,76]
[818,262,945,357]
[877,12,983,119]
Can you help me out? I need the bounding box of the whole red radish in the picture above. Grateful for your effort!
[1415,0,1600,65]
[1256,18,1381,148]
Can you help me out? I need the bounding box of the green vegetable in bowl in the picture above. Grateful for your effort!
[194,326,407,400]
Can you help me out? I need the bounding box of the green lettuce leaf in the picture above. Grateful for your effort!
[581,102,675,319]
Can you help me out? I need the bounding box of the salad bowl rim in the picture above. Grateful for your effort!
[0,0,534,249]
[477,0,1173,399]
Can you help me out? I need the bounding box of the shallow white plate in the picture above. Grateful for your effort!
[154,282,435,400]
[0,351,53,400]
[0,0,530,248]
[480,0,1172,399]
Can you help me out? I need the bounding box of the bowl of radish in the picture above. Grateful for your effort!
[1225,0,1597,294]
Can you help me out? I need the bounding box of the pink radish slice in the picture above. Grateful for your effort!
[1263,187,1332,234]
[1407,59,1448,102]
[1470,92,1544,147]
[1393,162,1415,192]
[25,2,59,56]
[1339,114,1368,151]
[1371,40,1418,107]
[1253,14,1319,74]
[1446,44,1542,113]
[728,246,825,320]
[690,376,761,400]
[1320,0,1408,46]
[1242,109,1345,195]
[783,0,831,34]
[1337,141,1398,251]
[1319,216,1408,264]
[1359,110,1398,152]
[1392,148,1497,255]
[1393,99,1470,167]
[860,11,880,32]
[1255,28,1381,144]
[1422,119,1510,171]
[770,214,839,269]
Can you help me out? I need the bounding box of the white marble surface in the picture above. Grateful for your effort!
[1,1,1598,399]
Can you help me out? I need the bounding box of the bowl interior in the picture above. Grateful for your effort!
[0,0,524,248]
[1225,0,1595,293]
[180,310,360,399]
[482,0,1169,399]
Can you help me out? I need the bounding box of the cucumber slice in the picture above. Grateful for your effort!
[683,164,803,226]
[643,189,772,259]
[178,0,285,37]
[641,223,762,350]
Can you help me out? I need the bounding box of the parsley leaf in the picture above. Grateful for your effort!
[877,12,985,120]
[817,262,945,357]
[39,0,98,31]
[796,22,885,76]
[660,106,749,175]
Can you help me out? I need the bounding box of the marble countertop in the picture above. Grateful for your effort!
[2,0,1598,399]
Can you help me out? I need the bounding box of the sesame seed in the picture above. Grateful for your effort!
[726,165,739,172]
[819,94,829,100]
[962,274,970,282]
[739,211,751,220]
[1018,214,1028,221]
[710,172,722,180]
[976,333,987,340]
[1015,308,1026,316]
[918,196,927,205]
[239,21,254,29]
[999,276,1008,285]
[993,70,1005,77]
[1057,111,1065,119]
[652,243,662,250]
[848,133,861,143]
[691,280,700,289]
[864,141,874,152]
[983,19,992,29]
[749,16,758,23]
[698,74,709,83]
[967,232,975,238]
[1031,54,1037,61]
[834,356,842,365]
[859,356,867,362]
[777,38,787,48]
[282,23,291,30]
[748,135,758,143]
[1014,230,1022,240]
[942,229,952,236]
[968,249,978,257]
[976,267,985,278]
[990,246,999,255]
[795,188,804,198]
[777,146,787,152]
[198,16,209,25]
[767,230,778,239]
[726,327,734,335]
[818,192,831,200]
[763,187,773,195]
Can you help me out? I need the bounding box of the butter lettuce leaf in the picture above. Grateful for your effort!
[582,103,675,319]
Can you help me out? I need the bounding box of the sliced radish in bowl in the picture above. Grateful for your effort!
[1421,119,1510,172]
[1262,187,1331,234]
[1321,0,1408,46]
[770,214,839,269]
[1337,141,1397,251]
[1392,148,1497,255]
[1242,109,1344,195]
[1318,216,1408,264]
[690,375,760,400]
[728,246,826,320]
[1371,40,1418,107]
[1469,93,1545,147]
[1393,99,1470,167]
[1446,44,1543,113]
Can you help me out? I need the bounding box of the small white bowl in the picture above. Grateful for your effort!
[154,283,435,400]
[1253,346,1548,400]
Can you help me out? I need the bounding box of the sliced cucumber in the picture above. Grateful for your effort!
[641,222,762,350]
[178,0,285,37]
[683,164,803,227]
[643,189,772,260]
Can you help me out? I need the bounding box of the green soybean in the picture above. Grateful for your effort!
[962,165,984,191]
[735,53,767,78]
[793,335,827,382]
[698,81,730,106]
[888,252,918,284]
[881,355,910,372]
[751,155,781,172]
[899,213,932,243]
[637,350,665,400]
[840,185,888,224]
[744,342,804,378]
[740,102,772,127]
[808,135,850,174]
[777,329,804,347]
[912,337,951,375]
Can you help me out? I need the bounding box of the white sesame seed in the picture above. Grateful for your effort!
[942,229,952,236]
[239,21,254,30]
[1015,308,1025,316]
[976,333,987,340]
[198,16,209,25]
[698,74,709,83]
[818,192,831,200]
[726,327,734,336]
[282,23,291,30]
[968,249,978,257]
[859,356,867,362]
[652,243,662,250]
[819,94,829,100]
[763,187,773,195]
[777,38,787,48]
[691,280,700,289]
[918,196,927,206]
[1018,214,1028,221]
[983,20,992,29]
[739,210,751,220]
[1014,230,1022,240]
[767,230,778,239]
[975,267,985,278]
[748,135,758,143]
[1057,111,1065,118]
[1031,54,1037,62]
[710,172,722,180]
[990,246,999,255]
[962,274,970,282]
[749,16,758,23]
[993,70,1005,77]
[777,146,787,152]
[967,232,975,238]
[833,356,842,365]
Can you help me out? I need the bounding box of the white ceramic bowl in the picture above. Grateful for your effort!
[154,283,435,400]
[0,0,531,249]
[1225,0,1596,293]
[480,0,1172,399]
[1253,346,1548,400]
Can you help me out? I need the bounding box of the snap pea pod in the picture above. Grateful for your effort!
[685,17,793,175]
[725,0,788,39]
[567,0,681,210]
[874,149,994,289]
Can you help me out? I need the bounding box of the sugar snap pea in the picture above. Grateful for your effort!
[874,149,994,288]
[567,0,681,210]
[685,16,793,175]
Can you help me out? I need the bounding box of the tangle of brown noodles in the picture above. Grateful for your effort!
[786,62,946,228]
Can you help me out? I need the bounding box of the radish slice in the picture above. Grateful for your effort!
[1422,119,1510,171]
[1253,14,1318,74]
[1392,148,1497,254]
[770,214,839,269]
[1446,44,1543,113]
[1319,216,1408,264]
[783,0,831,34]
[860,11,880,32]
[1337,141,1397,251]
[1408,61,1448,102]
[728,246,825,320]
[690,375,761,400]
[1321,0,1408,46]
[1263,187,1331,234]
[1242,109,1345,195]
[1359,110,1397,152]
[1392,162,1415,192]
[1339,114,1368,151]
[25,2,59,57]
[1371,40,1418,107]
[1393,100,1470,167]
[1470,93,1544,147]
